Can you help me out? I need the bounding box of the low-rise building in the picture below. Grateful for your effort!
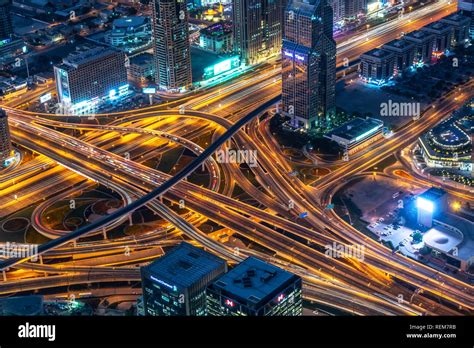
[324,117,384,155]
[127,52,154,85]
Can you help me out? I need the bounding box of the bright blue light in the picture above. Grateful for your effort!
[109,89,117,98]
[354,126,381,142]
[417,197,434,213]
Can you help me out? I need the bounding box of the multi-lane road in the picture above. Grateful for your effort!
[0,0,471,316]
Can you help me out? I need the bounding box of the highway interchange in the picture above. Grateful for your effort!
[0,0,472,316]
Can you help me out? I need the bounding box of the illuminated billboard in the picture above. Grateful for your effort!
[142,87,156,94]
[203,56,240,79]
[40,93,52,104]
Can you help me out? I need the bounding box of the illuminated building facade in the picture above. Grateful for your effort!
[416,188,448,228]
[54,47,128,114]
[141,242,227,316]
[203,55,240,79]
[359,48,394,85]
[282,0,336,129]
[206,257,302,316]
[0,0,13,41]
[152,0,193,92]
[0,108,13,167]
[232,0,283,65]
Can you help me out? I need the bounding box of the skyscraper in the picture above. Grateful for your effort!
[0,108,13,167]
[0,0,13,40]
[151,0,192,92]
[282,0,336,129]
[206,257,303,316]
[330,0,344,23]
[458,0,474,40]
[232,0,283,65]
[141,242,227,316]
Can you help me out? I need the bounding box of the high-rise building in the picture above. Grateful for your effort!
[282,0,336,129]
[0,0,13,41]
[151,0,193,92]
[232,0,283,65]
[141,242,227,316]
[420,22,454,54]
[54,47,128,114]
[458,0,474,40]
[440,13,471,46]
[343,0,366,18]
[360,48,395,84]
[0,108,13,167]
[330,0,344,22]
[382,39,415,73]
[206,257,303,316]
[402,30,435,64]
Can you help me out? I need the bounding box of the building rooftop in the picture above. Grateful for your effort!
[404,29,434,41]
[201,22,232,37]
[382,38,414,51]
[326,117,383,142]
[129,52,153,66]
[210,257,299,307]
[361,48,393,59]
[418,187,448,202]
[143,242,226,290]
[60,46,120,68]
[113,16,149,29]
[424,225,462,254]
[440,12,471,24]
[0,295,43,315]
[421,21,452,33]
[428,120,470,148]
[287,0,320,17]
